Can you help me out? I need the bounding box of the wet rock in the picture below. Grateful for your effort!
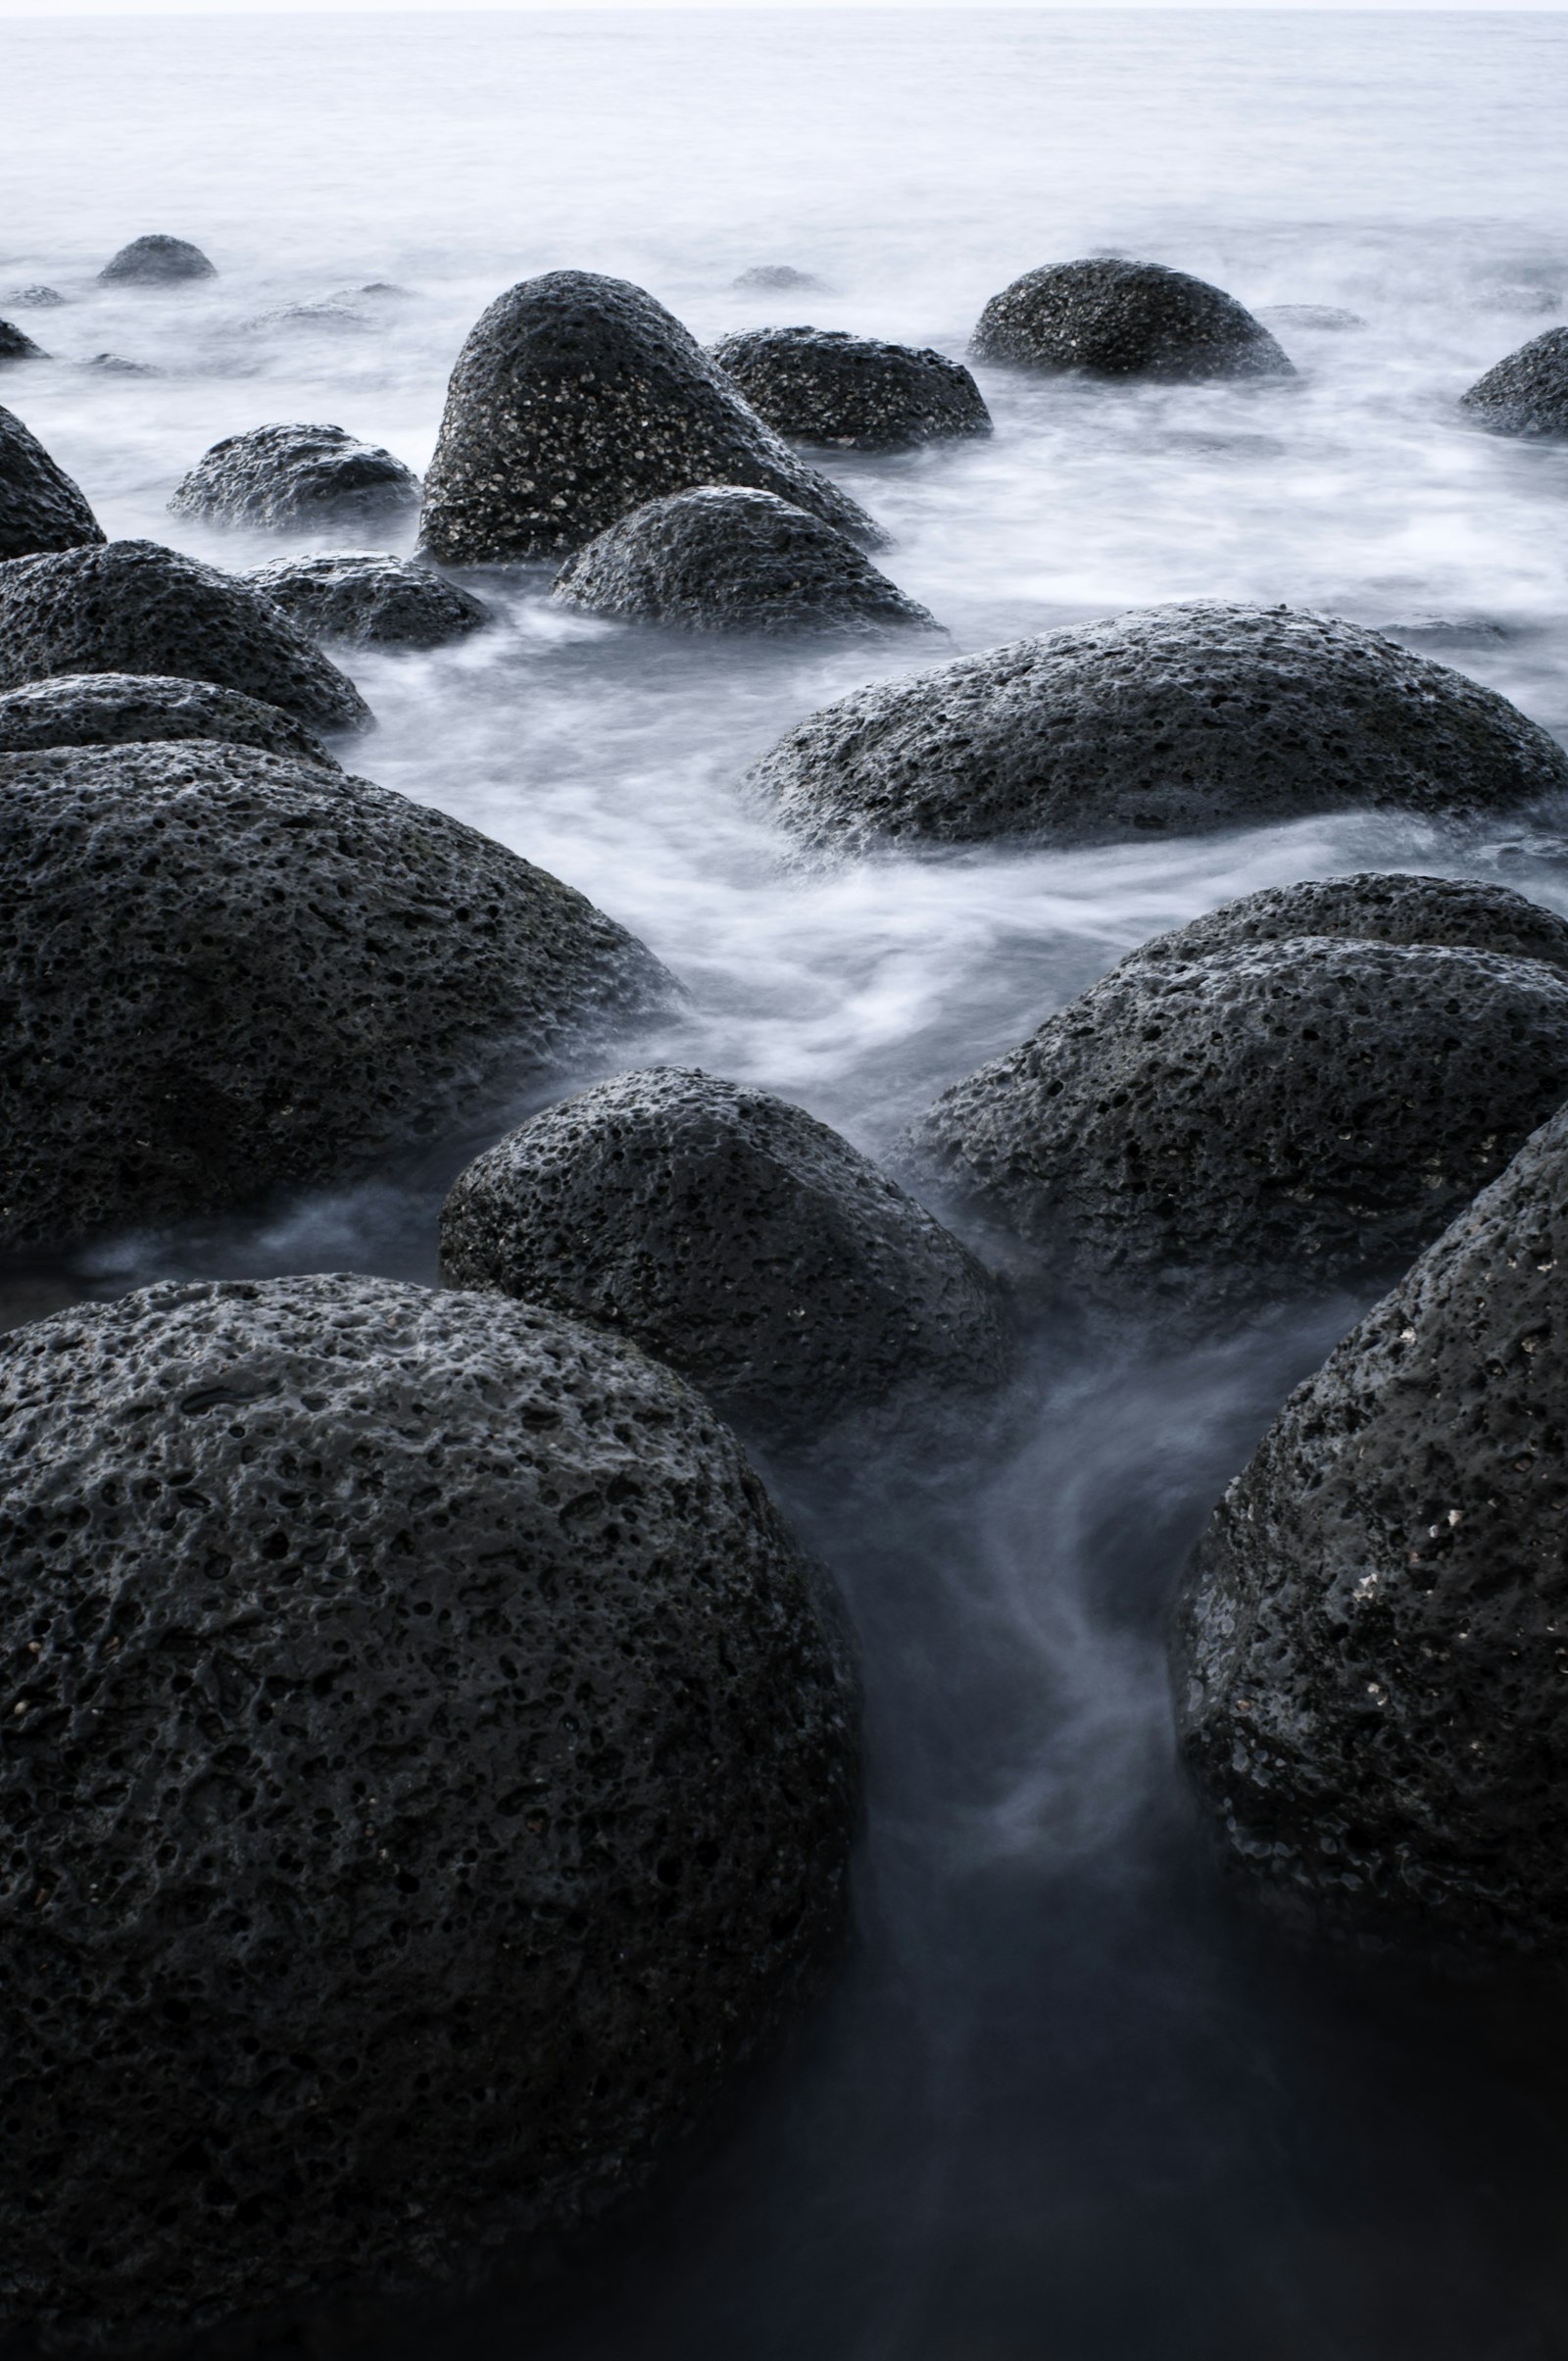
[242,299,378,338]
[1460,325,1568,438]
[84,352,159,376]
[1255,304,1365,332]
[0,403,105,562]
[419,271,880,566]
[971,259,1293,381]
[0,1271,856,2351]
[552,486,935,638]
[733,265,826,293]
[170,421,422,533]
[711,326,991,450]
[0,739,672,1248]
[246,551,490,648]
[905,935,1568,1311]
[0,539,370,734]
[0,320,47,363]
[6,285,65,309]
[440,1065,1008,1450]
[1116,872,1568,978]
[1175,1098,1568,1953]
[98,234,217,285]
[744,603,1568,856]
[0,670,340,768]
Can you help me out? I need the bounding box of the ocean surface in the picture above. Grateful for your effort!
[5,10,1568,2356]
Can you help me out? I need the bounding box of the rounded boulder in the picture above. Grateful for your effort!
[98,234,217,285]
[0,670,340,767]
[1116,872,1568,978]
[1460,325,1568,438]
[0,403,105,562]
[246,551,490,648]
[170,422,422,533]
[971,259,1293,381]
[710,326,992,451]
[0,320,47,364]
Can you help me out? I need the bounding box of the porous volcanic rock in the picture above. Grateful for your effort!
[971,259,1293,381]
[0,320,47,363]
[0,671,340,768]
[0,403,105,561]
[0,540,369,733]
[1116,872,1568,978]
[0,740,673,1247]
[1460,325,1568,438]
[418,271,880,566]
[440,1065,1008,1449]
[0,1272,856,2352]
[905,936,1568,1309]
[246,551,490,648]
[1175,1099,1568,1952]
[552,487,935,638]
[171,422,421,532]
[710,327,991,451]
[743,604,1568,856]
[98,234,217,285]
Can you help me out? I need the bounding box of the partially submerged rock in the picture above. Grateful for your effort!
[1116,872,1568,978]
[0,320,47,363]
[732,266,826,293]
[84,351,158,376]
[1460,325,1568,438]
[971,259,1293,380]
[0,403,105,562]
[711,326,991,451]
[0,670,339,768]
[5,285,65,309]
[246,551,490,648]
[171,422,421,532]
[1255,304,1365,332]
[98,234,216,285]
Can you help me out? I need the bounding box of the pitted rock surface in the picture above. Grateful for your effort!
[1116,873,1568,978]
[98,234,217,285]
[710,327,992,451]
[0,403,105,562]
[418,271,881,566]
[441,1066,1008,1449]
[246,551,490,648]
[171,423,422,533]
[552,487,935,639]
[743,604,1568,856]
[905,937,1568,1309]
[0,741,673,1248]
[971,259,1293,380]
[1175,1100,1568,1952]
[0,1273,857,2352]
[1460,325,1568,437]
[0,671,340,768]
[0,540,370,733]
[0,320,47,363]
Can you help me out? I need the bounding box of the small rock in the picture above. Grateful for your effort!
[84,351,159,376]
[0,671,340,768]
[1254,304,1365,332]
[1115,872,1568,978]
[170,421,422,532]
[971,258,1293,381]
[711,325,991,451]
[98,234,217,285]
[733,265,827,293]
[0,320,47,364]
[5,286,65,309]
[0,402,105,562]
[246,552,489,649]
[242,299,378,338]
[1460,324,1568,438]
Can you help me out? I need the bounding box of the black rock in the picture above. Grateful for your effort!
[971,259,1293,381]
[0,670,340,768]
[905,935,1568,1311]
[733,266,827,293]
[0,1272,856,2351]
[0,403,105,562]
[0,739,672,1247]
[419,271,881,566]
[0,540,370,734]
[84,351,159,375]
[6,285,65,309]
[0,319,47,363]
[743,603,1568,856]
[1460,325,1568,438]
[170,422,422,532]
[440,1065,1008,1450]
[552,486,935,638]
[246,551,490,648]
[1115,872,1568,978]
[1175,1098,1568,1953]
[711,326,991,451]
[98,234,217,285]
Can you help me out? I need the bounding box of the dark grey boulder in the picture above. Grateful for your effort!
[0,320,47,363]
[905,936,1568,1310]
[1115,872,1568,978]
[552,486,935,639]
[0,540,370,734]
[0,670,339,768]
[0,403,105,562]
[1255,304,1365,333]
[1175,1098,1568,1953]
[743,604,1568,856]
[971,259,1293,381]
[98,234,216,285]
[418,271,881,566]
[85,352,159,376]
[440,1065,1008,1451]
[0,1272,855,2352]
[6,286,65,309]
[710,326,991,451]
[246,551,490,648]
[1460,324,1568,438]
[170,421,421,532]
[0,739,672,1248]
[733,266,826,293]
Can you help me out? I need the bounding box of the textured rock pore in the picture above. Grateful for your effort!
[1115,872,1568,978]
[972,259,1292,381]
[0,671,339,767]
[98,234,216,285]
[711,327,991,451]
[246,552,490,648]
[171,423,421,533]
[0,404,105,562]
[1460,325,1568,438]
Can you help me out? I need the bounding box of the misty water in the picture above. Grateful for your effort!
[6,8,1568,2355]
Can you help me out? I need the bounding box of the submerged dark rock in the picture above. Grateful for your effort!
[247,551,490,648]
[1255,304,1365,332]
[171,422,422,532]
[733,265,826,292]
[971,259,1293,380]
[0,403,105,562]
[1116,872,1568,978]
[0,1272,856,2352]
[0,739,672,1247]
[84,352,158,376]
[419,271,880,566]
[6,285,65,309]
[0,670,340,768]
[98,233,216,285]
[0,320,47,363]
[711,326,991,451]
[1460,325,1568,438]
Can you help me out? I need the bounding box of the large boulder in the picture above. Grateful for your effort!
[245,551,490,648]
[0,740,673,1248]
[440,1065,1008,1451]
[98,234,216,285]
[551,486,935,638]
[905,935,1568,1310]
[1460,324,1568,438]
[0,541,370,734]
[743,604,1568,856]
[710,326,992,451]
[418,271,881,566]
[1175,1099,1568,1954]
[0,320,47,363]
[170,422,422,533]
[0,1272,856,2353]
[0,670,339,767]
[0,403,105,562]
[1114,872,1568,979]
[971,259,1293,380]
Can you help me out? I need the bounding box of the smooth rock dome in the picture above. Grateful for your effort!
[0,1273,857,2351]
[971,259,1293,380]
[1113,872,1568,978]
[440,1065,1009,1450]
[98,233,217,284]
[743,604,1568,856]
[0,740,673,1247]
[0,670,340,767]
[246,551,490,647]
[710,326,992,451]
[0,320,47,363]
[170,422,422,532]
[1460,324,1568,437]
[418,271,881,565]
[552,486,936,638]
[0,402,105,561]
[1175,1099,1568,1953]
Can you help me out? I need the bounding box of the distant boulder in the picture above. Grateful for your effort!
[711,326,991,451]
[5,285,65,309]
[246,552,490,648]
[0,402,105,561]
[971,259,1293,381]
[1255,304,1365,332]
[171,422,421,532]
[0,671,339,768]
[98,234,216,285]
[1115,872,1568,979]
[1461,325,1568,437]
[0,320,47,363]
[732,266,826,293]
